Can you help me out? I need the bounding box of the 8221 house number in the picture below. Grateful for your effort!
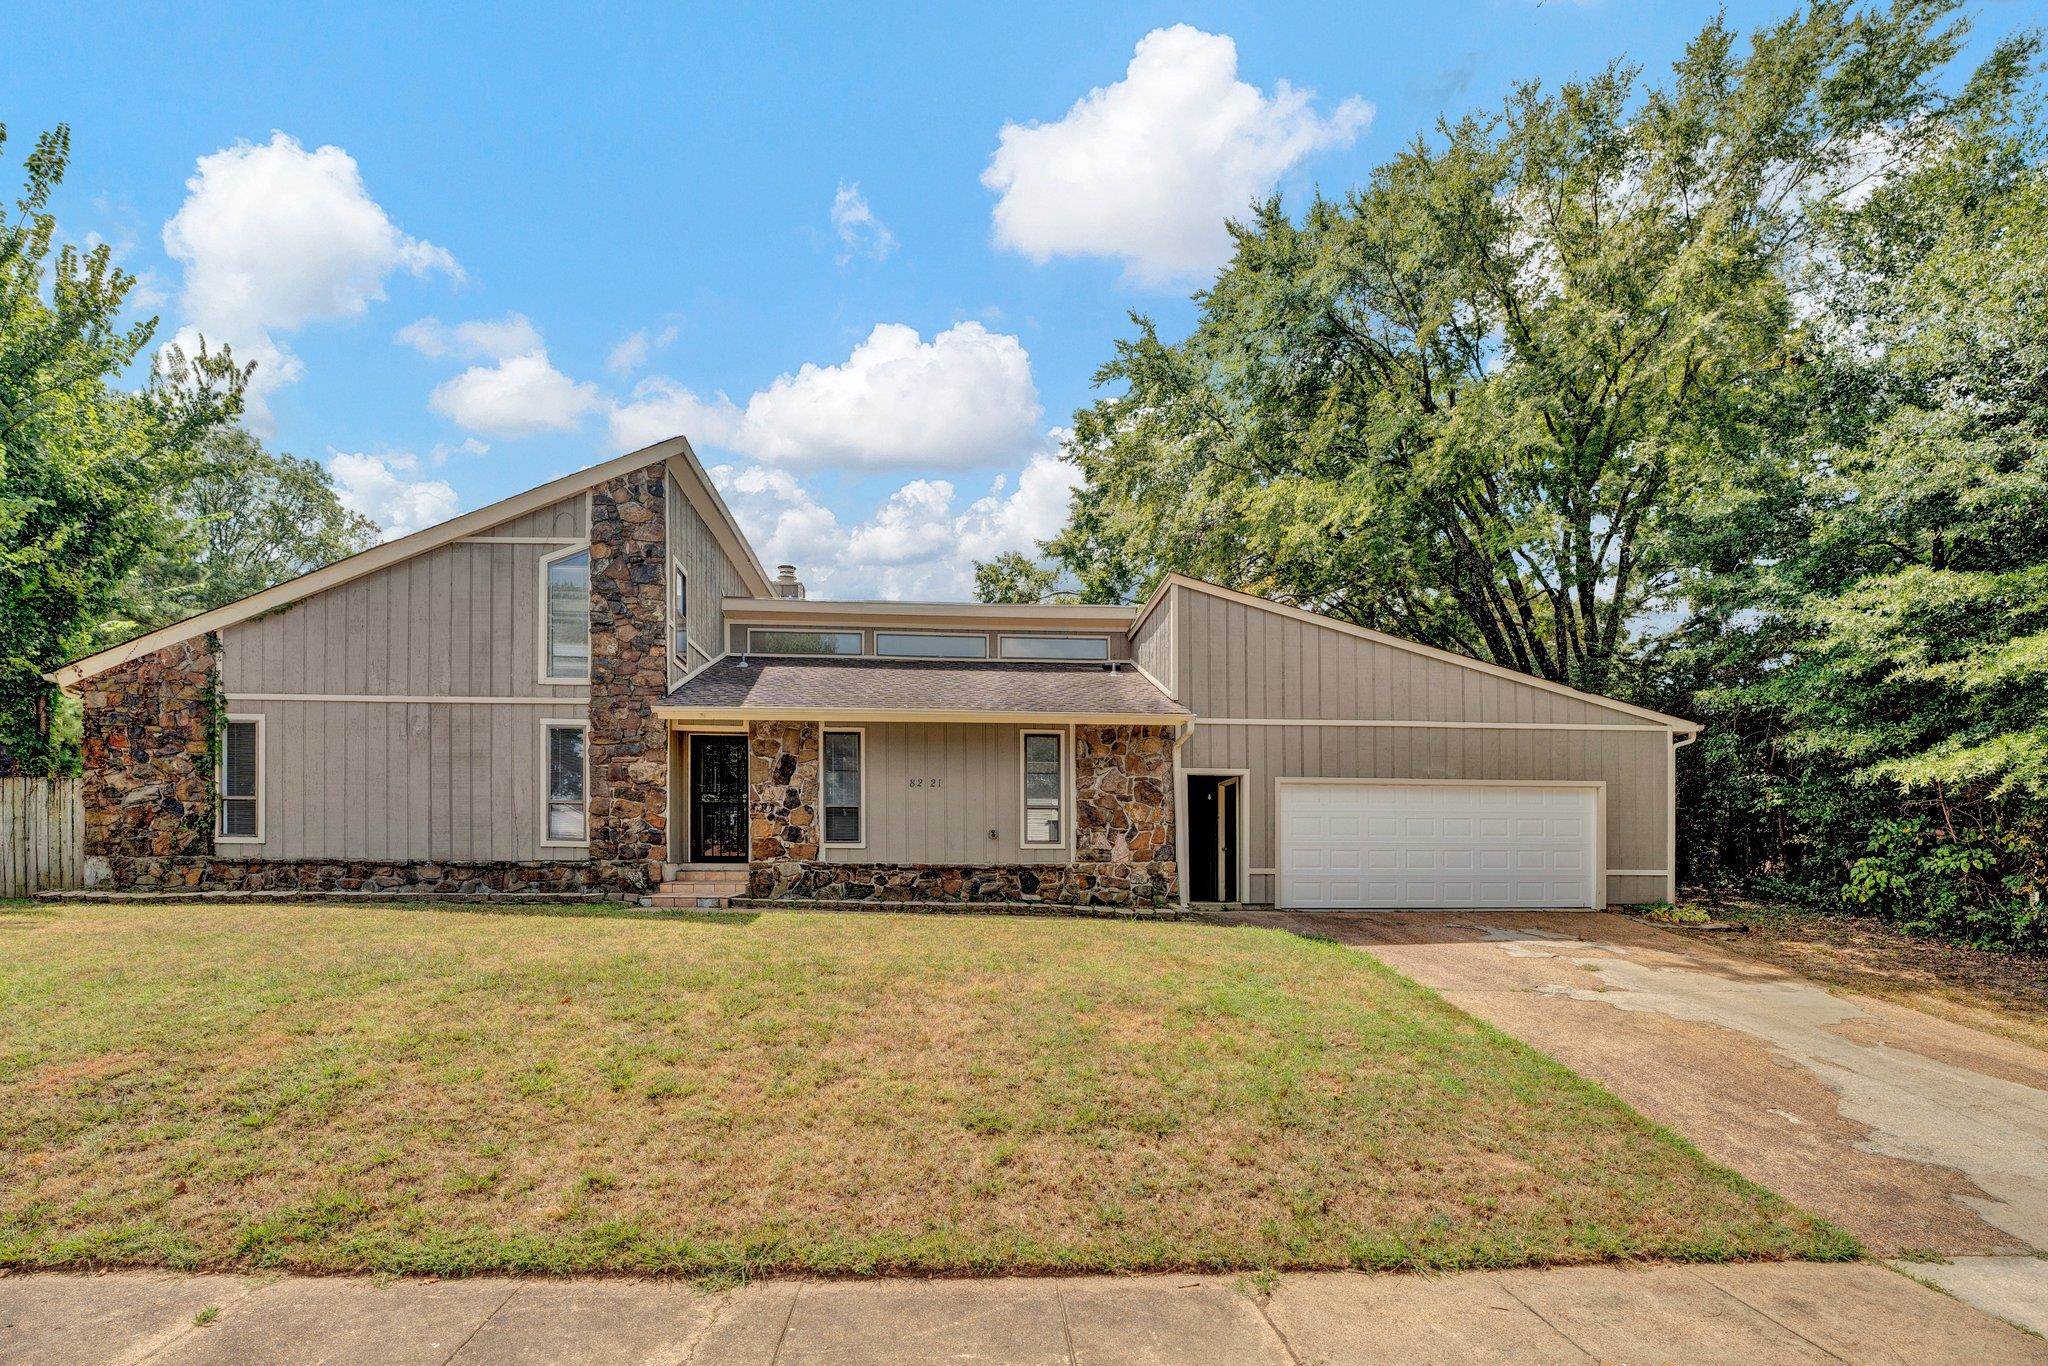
[907,778,944,788]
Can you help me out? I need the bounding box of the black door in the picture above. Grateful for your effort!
[1188,775,1239,903]
[690,734,748,863]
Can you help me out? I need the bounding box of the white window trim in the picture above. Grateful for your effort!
[671,557,690,672]
[538,543,592,686]
[870,630,991,661]
[821,725,867,850]
[1019,728,1069,850]
[998,633,1112,662]
[540,718,591,849]
[215,713,265,845]
[745,627,865,657]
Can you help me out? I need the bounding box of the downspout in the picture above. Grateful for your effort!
[1172,718,1196,910]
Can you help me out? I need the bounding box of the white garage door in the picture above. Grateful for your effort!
[1278,783,1596,910]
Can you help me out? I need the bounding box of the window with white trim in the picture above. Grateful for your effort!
[672,561,689,670]
[217,717,261,841]
[748,628,862,656]
[1022,731,1063,845]
[874,631,987,659]
[823,729,864,846]
[1001,635,1110,661]
[542,547,590,681]
[544,723,588,843]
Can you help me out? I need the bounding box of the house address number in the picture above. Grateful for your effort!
[907,777,944,788]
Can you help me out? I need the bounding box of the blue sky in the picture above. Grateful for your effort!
[5,0,2028,598]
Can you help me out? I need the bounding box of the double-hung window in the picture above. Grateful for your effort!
[544,723,588,844]
[216,716,262,842]
[1021,731,1063,846]
[542,547,591,682]
[823,729,864,846]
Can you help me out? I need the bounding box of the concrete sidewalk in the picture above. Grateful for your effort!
[3,1261,2041,1365]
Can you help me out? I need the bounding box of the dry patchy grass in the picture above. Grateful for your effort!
[1679,896,2048,1052]
[0,901,1849,1278]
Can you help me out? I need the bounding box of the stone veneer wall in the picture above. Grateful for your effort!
[749,720,820,870]
[79,637,218,868]
[746,720,1180,908]
[1074,725,1176,866]
[89,857,654,895]
[587,462,669,877]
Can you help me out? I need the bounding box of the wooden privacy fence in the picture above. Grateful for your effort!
[1,777,84,897]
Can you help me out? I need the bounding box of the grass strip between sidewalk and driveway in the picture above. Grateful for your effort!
[0,901,1853,1279]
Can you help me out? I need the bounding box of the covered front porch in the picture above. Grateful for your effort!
[653,655,1189,909]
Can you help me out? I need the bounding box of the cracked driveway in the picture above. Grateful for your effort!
[1212,910,2048,1333]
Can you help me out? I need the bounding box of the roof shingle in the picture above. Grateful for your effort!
[657,656,1189,720]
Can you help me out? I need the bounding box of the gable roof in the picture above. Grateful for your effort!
[51,434,772,689]
[1133,574,1698,734]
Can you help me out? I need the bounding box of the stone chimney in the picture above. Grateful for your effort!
[771,564,806,599]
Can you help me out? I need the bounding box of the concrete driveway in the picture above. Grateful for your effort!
[1213,910,2048,1336]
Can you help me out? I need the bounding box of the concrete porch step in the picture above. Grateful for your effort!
[650,869,749,909]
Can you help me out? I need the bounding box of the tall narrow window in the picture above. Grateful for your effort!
[217,717,262,842]
[1022,731,1063,845]
[545,724,587,843]
[823,729,863,846]
[672,562,690,668]
[542,547,590,681]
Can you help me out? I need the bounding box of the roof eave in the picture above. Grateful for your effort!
[720,598,1137,625]
[652,705,1191,726]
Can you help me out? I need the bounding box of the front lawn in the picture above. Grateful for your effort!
[0,902,1848,1277]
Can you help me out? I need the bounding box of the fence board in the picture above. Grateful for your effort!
[1,777,84,896]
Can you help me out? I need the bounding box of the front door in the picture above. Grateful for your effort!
[689,733,748,863]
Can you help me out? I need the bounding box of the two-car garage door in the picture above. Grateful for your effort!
[1278,783,1596,910]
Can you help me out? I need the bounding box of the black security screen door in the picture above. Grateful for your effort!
[690,734,748,863]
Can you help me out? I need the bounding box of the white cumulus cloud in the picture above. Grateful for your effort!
[605,323,678,375]
[329,451,459,540]
[708,433,1080,601]
[163,132,459,427]
[982,25,1371,286]
[830,183,897,262]
[607,375,744,453]
[430,349,602,439]
[397,312,543,360]
[609,322,1038,471]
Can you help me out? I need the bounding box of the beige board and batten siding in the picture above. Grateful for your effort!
[668,472,750,680]
[215,491,591,862]
[1167,584,1676,906]
[818,722,1070,866]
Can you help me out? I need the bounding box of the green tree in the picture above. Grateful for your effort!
[113,426,380,636]
[973,551,1074,605]
[1049,0,2027,695]
[0,125,245,773]
[1712,137,2048,945]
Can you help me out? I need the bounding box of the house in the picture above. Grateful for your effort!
[53,437,1698,910]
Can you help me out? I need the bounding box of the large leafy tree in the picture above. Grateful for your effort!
[1043,0,2027,696]
[0,125,245,773]
[1688,132,2048,944]
[113,426,380,637]
[973,551,1074,605]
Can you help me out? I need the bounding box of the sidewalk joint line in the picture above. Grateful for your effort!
[766,1281,801,1365]
[441,1284,519,1365]
[1250,1287,1305,1366]
[133,1275,267,1365]
[1682,1267,1846,1362]
[1497,1278,1598,1360]
[1053,1286,1078,1366]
